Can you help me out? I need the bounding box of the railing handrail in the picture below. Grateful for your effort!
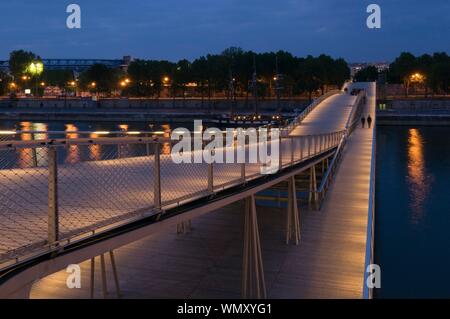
[363,113,376,300]
[0,130,163,135]
[317,134,346,193]
[345,91,365,130]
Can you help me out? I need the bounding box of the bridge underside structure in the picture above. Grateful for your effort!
[0,82,376,299]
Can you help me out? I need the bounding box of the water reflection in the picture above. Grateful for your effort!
[89,132,101,161]
[65,124,80,163]
[6,121,177,166]
[407,128,431,224]
[161,124,171,155]
[18,122,49,168]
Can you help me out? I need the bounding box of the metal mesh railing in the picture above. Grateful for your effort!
[0,130,163,143]
[0,129,345,269]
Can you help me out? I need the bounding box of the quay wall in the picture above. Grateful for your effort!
[0,98,309,112]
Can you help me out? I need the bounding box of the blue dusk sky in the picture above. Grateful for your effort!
[0,0,448,62]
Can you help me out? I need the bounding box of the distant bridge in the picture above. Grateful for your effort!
[0,57,129,73]
[0,82,376,299]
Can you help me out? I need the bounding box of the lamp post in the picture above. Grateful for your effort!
[27,61,44,97]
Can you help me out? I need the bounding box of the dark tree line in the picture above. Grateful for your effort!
[120,48,350,100]
[355,52,450,96]
[4,48,350,98]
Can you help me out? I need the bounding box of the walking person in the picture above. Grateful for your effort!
[361,116,366,128]
[367,114,372,128]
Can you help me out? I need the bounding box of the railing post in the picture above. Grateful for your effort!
[300,137,304,161]
[48,146,59,245]
[279,136,283,168]
[290,137,294,165]
[145,133,151,156]
[314,136,318,154]
[154,142,161,209]
[308,136,311,157]
[208,162,214,193]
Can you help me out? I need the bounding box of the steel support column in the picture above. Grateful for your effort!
[309,165,318,209]
[242,195,266,299]
[286,176,301,245]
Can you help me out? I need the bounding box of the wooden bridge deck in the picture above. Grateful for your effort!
[30,83,376,299]
[271,83,376,298]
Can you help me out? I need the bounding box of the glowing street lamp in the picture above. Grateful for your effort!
[27,61,44,76]
[27,61,44,97]
[410,72,425,83]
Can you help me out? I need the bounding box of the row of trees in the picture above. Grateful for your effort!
[355,52,450,95]
[3,48,350,100]
[123,48,350,100]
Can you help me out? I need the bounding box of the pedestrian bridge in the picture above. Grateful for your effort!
[0,82,376,299]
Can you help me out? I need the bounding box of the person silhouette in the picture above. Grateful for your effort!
[361,116,366,128]
[367,114,372,128]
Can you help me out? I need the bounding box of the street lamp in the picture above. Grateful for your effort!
[27,61,44,97]
[410,72,425,83]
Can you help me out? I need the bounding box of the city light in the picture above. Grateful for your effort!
[410,72,425,83]
[27,61,44,76]
[0,130,17,135]
[163,76,170,83]
[90,82,96,88]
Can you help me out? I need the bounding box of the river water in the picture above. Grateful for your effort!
[375,126,450,298]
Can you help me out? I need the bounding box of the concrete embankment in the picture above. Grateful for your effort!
[0,97,308,122]
[377,112,450,126]
[0,97,308,112]
[376,98,450,126]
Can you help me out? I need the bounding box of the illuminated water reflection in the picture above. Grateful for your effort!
[407,128,432,225]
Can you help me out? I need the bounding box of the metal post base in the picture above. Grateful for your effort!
[242,195,267,299]
[309,165,318,210]
[90,250,121,299]
[177,220,192,234]
[286,176,301,245]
